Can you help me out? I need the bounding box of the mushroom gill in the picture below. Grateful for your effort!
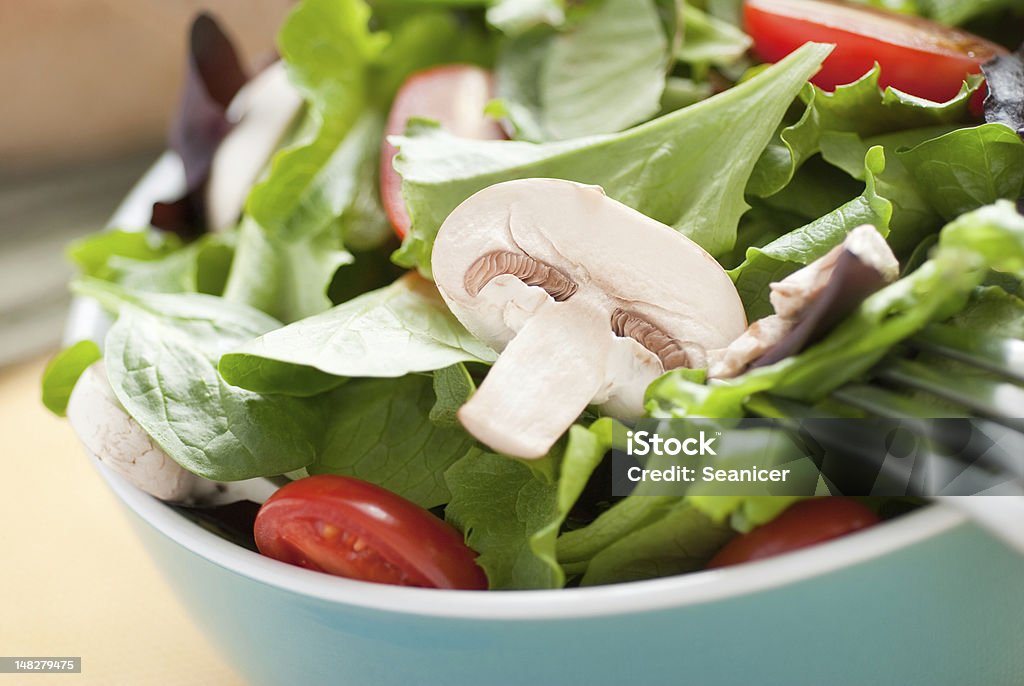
[610,308,698,370]
[464,250,578,301]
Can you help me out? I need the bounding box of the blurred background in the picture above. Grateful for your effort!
[0,0,292,365]
[0,3,290,683]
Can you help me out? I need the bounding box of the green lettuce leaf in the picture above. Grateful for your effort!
[429,363,476,428]
[917,0,1023,25]
[68,229,235,296]
[247,0,387,240]
[222,217,352,324]
[310,375,477,508]
[557,495,681,566]
[944,286,1024,339]
[444,420,613,589]
[818,126,953,255]
[529,419,615,583]
[730,146,893,320]
[394,42,832,273]
[677,3,751,69]
[898,123,1024,221]
[219,274,495,395]
[68,230,182,277]
[494,0,670,141]
[487,0,565,35]
[748,65,980,198]
[579,502,733,585]
[40,340,102,416]
[687,495,806,533]
[444,449,560,589]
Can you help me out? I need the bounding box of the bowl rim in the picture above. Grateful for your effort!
[72,150,973,621]
[98,459,968,620]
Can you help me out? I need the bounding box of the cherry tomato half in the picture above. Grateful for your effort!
[254,475,487,590]
[707,497,880,569]
[380,64,505,239]
[744,0,1007,103]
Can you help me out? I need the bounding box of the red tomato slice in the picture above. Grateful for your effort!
[744,0,1007,103]
[254,475,487,590]
[380,64,505,239]
[707,497,880,569]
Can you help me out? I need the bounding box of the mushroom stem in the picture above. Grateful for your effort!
[457,297,609,458]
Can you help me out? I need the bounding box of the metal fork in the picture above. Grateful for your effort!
[750,324,1024,553]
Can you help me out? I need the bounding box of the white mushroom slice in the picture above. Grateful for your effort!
[432,178,747,458]
[709,225,900,379]
[67,362,219,502]
[771,225,899,320]
[206,61,304,231]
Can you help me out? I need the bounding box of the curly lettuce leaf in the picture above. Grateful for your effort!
[246,0,386,240]
[748,65,981,198]
[394,42,832,273]
[818,126,954,255]
[730,146,893,320]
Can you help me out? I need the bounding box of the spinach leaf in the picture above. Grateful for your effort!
[220,274,495,395]
[429,363,476,428]
[899,124,1024,220]
[75,280,323,480]
[41,340,102,416]
[311,375,478,508]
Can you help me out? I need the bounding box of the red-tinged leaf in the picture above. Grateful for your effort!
[151,13,248,239]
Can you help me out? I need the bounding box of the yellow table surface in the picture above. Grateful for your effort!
[0,355,245,685]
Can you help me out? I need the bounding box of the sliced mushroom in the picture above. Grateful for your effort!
[709,225,899,378]
[205,61,304,231]
[431,178,747,458]
[67,362,220,502]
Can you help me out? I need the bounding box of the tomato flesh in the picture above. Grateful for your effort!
[255,475,487,590]
[380,64,505,239]
[707,497,880,569]
[744,0,1007,103]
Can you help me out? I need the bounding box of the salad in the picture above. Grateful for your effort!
[41,0,1024,591]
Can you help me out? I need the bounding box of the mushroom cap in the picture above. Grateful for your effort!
[432,178,747,354]
[431,179,747,456]
[67,362,201,502]
[206,61,304,231]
